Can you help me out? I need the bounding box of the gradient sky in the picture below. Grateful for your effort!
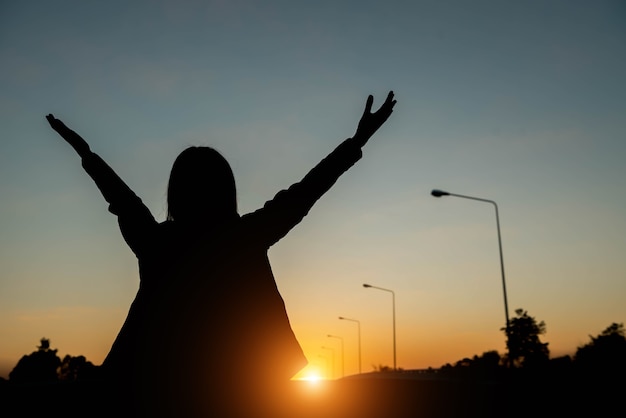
[1,0,625,380]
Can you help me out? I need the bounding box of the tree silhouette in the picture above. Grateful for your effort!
[9,338,61,384]
[440,350,503,380]
[59,354,98,381]
[471,350,502,371]
[372,364,403,372]
[575,322,626,378]
[503,309,549,368]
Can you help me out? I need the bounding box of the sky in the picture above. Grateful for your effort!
[1,0,625,380]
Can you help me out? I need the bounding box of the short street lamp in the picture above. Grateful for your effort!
[327,334,345,378]
[321,346,335,379]
[363,283,396,370]
[339,316,362,374]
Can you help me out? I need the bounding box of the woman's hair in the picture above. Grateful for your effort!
[166,146,237,222]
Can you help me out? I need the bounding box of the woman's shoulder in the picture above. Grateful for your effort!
[153,219,179,239]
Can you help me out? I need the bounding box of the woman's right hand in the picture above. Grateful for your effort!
[46,114,91,157]
[352,91,396,147]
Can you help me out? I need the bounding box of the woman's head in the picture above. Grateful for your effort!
[167,146,237,222]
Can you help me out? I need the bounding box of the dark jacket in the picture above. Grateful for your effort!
[80,137,363,414]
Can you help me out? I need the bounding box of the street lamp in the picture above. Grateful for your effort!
[430,189,511,335]
[318,354,329,380]
[363,283,396,370]
[339,316,362,374]
[321,346,335,379]
[327,334,344,378]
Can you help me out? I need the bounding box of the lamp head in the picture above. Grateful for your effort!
[363,283,372,288]
[431,189,450,197]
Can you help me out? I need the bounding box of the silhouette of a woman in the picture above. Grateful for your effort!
[46,91,396,417]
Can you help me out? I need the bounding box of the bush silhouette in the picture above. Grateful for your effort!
[9,338,61,384]
[575,322,626,377]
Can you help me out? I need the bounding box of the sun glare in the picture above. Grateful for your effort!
[302,372,322,384]
[293,366,325,387]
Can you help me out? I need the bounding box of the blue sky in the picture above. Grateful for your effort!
[1,0,625,379]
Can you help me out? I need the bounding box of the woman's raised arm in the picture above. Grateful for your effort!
[244,91,397,248]
[46,114,92,158]
[45,114,157,257]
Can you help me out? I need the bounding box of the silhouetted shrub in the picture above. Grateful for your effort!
[9,338,61,384]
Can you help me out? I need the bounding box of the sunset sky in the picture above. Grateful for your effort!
[1,0,625,380]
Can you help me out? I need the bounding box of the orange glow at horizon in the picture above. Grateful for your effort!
[292,363,329,381]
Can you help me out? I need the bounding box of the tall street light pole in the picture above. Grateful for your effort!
[363,283,396,370]
[327,334,344,378]
[430,189,511,336]
[339,316,362,374]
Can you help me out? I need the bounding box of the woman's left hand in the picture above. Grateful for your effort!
[46,114,91,157]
